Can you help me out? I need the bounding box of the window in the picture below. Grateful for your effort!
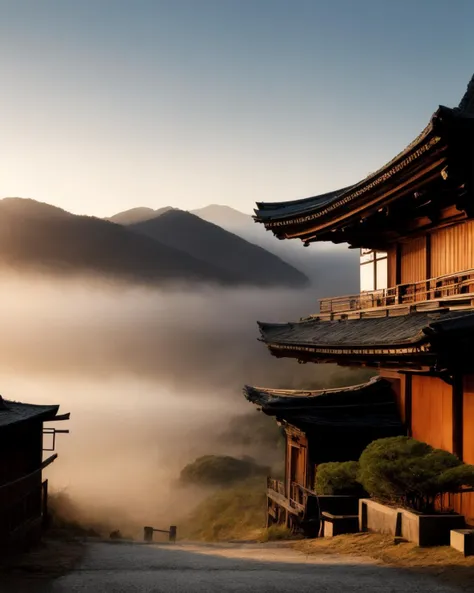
[360,249,388,291]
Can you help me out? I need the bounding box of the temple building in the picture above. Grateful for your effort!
[244,75,474,529]
[0,396,69,549]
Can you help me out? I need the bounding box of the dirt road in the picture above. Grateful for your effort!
[5,541,460,593]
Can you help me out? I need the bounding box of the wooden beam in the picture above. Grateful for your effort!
[286,157,447,240]
[405,374,412,437]
[426,233,431,291]
[396,243,402,286]
[452,374,464,460]
[267,489,303,516]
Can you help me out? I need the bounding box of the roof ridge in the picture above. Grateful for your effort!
[457,74,474,115]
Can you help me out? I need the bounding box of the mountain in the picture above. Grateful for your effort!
[129,209,309,287]
[0,199,245,285]
[191,204,359,292]
[191,204,252,229]
[108,206,173,225]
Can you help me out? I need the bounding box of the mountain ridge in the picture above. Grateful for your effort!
[130,209,309,287]
[0,198,308,288]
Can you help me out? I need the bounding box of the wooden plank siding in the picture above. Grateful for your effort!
[387,247,397,288]
[285,431,309,495]
[463,375,474,465]
[400,237,426,284]
[411,375,453,453]
[404,373,474,523]
[452,374,474,524]
[431,221,474,277]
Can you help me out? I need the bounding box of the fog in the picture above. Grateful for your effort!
[0,272,363,536]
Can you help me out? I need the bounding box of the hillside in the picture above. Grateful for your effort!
[0,198,240,285]
[130,209,309,287]
[108,206,172,225]
[191,204,252,229]
[191,204,359,292]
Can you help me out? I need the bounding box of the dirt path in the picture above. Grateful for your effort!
[3,540,461,593]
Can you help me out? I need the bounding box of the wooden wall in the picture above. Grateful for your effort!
[387,247,397,288]
[430,221,474,277]
[400,373,474,524]
[411,375,452,453]
[400,237,426,284]
[463,375,474,465]
[387,220,474,289]
[285,430,309,494]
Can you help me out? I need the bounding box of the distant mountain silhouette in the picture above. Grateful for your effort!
[191,204,252,228]
[191,204,359,292]
[108,206,173,225]
[130,209,309,287]
[0,199,246,285]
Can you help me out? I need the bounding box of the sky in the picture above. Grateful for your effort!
[0,0,473,218]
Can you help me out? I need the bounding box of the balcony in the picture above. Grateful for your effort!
[319,268,474,317]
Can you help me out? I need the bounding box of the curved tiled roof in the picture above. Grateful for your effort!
[257,309,474,355]
[243,377,402,429]
[254,75,474,235]
[0,398,60,428]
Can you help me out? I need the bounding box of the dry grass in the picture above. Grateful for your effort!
[294,533,474,591]
[258,525,296,542]
[181,478,267,542]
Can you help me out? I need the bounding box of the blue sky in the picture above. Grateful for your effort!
[0,0,473,217]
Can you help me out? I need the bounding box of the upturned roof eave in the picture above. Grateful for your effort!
[254,74,474,235]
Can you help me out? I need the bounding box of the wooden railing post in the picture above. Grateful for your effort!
[41,479,49,527]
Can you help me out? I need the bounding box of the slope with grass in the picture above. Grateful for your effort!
[181,477,267,542]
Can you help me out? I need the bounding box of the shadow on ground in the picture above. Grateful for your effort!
[2,541,463,593]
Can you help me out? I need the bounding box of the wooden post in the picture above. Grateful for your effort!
[425,234,431,299]
[169,526,177,542]
[144,526,154,542]
[452,374,464,460]
[405,374,412,436]
[42,479,49,527]
[395,243,402,289]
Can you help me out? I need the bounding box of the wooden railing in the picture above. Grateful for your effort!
[267,478,316,513]
[267,477,286,497]
[319,268,474,315]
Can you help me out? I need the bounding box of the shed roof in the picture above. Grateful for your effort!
[0,397,61,428]
[243,376,402,429]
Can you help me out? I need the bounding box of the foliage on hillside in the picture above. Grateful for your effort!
[179,455,269,487]
[220,412,285,451]
[181,477,266,541]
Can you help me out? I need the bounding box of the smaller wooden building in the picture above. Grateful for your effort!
[0,396,69,549]
[244,377,402,530]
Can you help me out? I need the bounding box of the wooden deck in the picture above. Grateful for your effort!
[318,268,474,319]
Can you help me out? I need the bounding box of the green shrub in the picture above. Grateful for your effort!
[358,436,474,513]
[179,455,269,487]
[315,461,365,496]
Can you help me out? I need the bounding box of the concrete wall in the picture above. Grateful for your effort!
[360,499,466,546]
